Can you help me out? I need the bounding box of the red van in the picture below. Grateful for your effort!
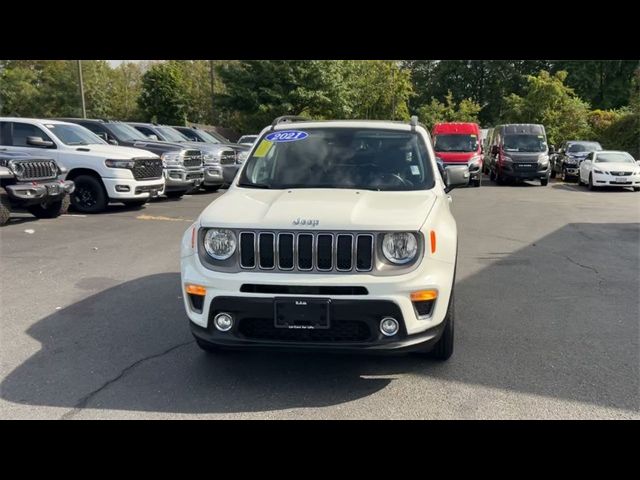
[432,122,483,187]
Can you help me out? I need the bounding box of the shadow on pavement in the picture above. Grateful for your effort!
[1,223,638,414]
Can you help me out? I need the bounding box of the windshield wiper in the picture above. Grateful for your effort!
[238,182,271,189]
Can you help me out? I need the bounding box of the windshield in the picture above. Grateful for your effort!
[568,142,602,153]
[239,135,258,144]
[107,123,149,142]
[238,127,435,191]
[434,134,478,152]
[156,127,190,143]
[193,129,221,144]
[595,152,635,163]
[47,124,106,145]
[503,134,547,153]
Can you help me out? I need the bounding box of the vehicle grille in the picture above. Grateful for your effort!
[132,158,163,180]
[220,150,236,165]
[238,318,371,342]
[183,150,203,168]
[10,160,58,181]
[610,171,632,176]
[239,231,374,273]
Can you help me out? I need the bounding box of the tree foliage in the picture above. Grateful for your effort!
[137,62,188,124]
[416,91,481,129]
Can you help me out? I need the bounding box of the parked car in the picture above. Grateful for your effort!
[0,152,74,225]
[551,140,603,181]
[180,115,469,360]
[129,123,237,190]
[58,118,209,197]
[0,118,164,212]
[432,122,483,187]
[171,125,252,184]
[237,135,258,146]
[486,124,551,186]
[578,150,640,191]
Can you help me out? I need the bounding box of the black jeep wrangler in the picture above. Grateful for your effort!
[0,152,74,225]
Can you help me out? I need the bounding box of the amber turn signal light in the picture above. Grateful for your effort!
[185,284,207,296]
[430,230,436,254]
[410,289,438,302]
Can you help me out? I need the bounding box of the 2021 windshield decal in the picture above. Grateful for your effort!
[265,130,309,143]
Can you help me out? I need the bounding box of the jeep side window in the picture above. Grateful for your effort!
[11,122,54,147]
[134,126,156,138]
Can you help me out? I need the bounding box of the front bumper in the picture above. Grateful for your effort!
[181,249,455,351]
[190,297,445,352]
[103,177,164,199]
[203,165,224,187]
[593,172,640,186]
[5,179,75,205]
[501,163,550,180]
[563,164,580,177]
[164,168,204,192]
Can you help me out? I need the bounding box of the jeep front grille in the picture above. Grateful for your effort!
[11,160,58,181]
[132,158,163,180]
[238,231,374,272]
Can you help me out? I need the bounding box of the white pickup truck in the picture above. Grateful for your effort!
[0,118,165,212]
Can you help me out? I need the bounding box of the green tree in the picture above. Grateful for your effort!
[416,91,481,129]
[501,70,592,146]
[107,61,145,121]
[137,62,188,124]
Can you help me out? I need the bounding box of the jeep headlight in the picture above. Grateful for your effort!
[203,228,237,260]
[382,232,418,265]
[161,152,182,167]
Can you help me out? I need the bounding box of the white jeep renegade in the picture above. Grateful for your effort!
[180,116,469,359]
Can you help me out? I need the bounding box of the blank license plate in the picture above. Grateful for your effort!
[274,298,330,329]
[614,177,628,183]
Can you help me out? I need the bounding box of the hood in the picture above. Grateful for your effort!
[435,151,479,163]
[199,188,437,231]
[130,139,184,152]
[72,144,158,159]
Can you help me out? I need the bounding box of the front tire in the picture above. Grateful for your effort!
[165,191,186,199]
[588,173,596,191]
[27,193,70,218]
[550,167,557,179]
[71,175,108,213]
[541,177,549,186]
[427,292,454,361]
[0,187,11,225]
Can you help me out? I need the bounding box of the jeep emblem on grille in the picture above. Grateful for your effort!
[293,218,319,227]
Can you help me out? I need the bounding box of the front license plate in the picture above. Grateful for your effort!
[614,177,628,183]
[149,188,159,197]
[274,298,331,329]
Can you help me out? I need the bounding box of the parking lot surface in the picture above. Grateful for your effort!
[1,177,638,419]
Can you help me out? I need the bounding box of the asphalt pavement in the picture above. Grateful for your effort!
[1,176,638,419]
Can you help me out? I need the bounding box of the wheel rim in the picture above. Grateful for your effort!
[75,184,97,208]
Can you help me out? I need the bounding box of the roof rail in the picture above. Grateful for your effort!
[270,115,310,130]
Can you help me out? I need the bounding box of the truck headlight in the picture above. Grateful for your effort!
[237,151,249,163]
[203,152,219,164]
[204,228,237,260]
[161,152,182,167]
[382,232,418,264]
[538,155,549,166]
[105,159,135,169]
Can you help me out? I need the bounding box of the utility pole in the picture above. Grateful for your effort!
[77,60,86,118]
[209,60,215,125]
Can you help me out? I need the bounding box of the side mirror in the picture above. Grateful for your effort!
[548,145,555,154]
[108,139,118,145]
[444,164,470,193]
[96,132,108,141]
[491,145,499,155]
[26,136,54,148]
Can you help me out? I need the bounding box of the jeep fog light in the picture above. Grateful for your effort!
[380,317,399,337]
[214,313,234,332]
